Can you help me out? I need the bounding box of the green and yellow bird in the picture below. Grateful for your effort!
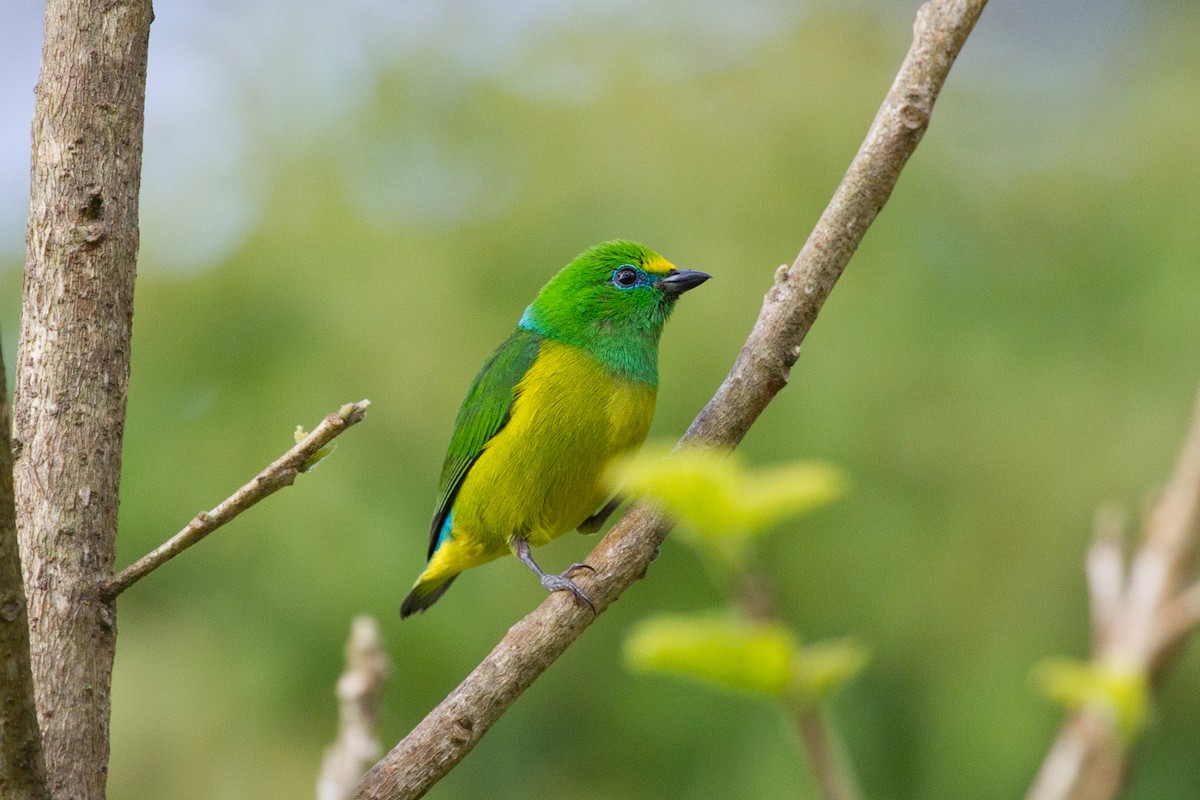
[400,240,709,618]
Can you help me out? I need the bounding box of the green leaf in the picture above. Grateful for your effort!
[624,613,868,704]
[608,445,844,544]
[790,638,871,706]
[1035,657,1149,740]
[625,613,799,697]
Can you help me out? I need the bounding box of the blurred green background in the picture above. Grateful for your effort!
[3,1,1200,798]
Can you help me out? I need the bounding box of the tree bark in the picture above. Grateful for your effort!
[0,343,49,800]
[14,1,153,797]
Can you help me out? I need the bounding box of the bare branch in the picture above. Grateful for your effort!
[319,616,391,800]
[684,0,987,448]
[0,342,49,800]
[354,2,988,797]
[1027,711,1125,800]
[1085,507,1126,648]
[1179,580,1200,625]
[1115,384,1200,673]
[101,401,370,599]
[1125,386,1200,633]
[1151,580,1200,655]
[1026,384,1200,800]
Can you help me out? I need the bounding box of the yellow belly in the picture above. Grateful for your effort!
[425,340,655,580]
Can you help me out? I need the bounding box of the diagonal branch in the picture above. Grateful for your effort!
[0,342,49,800]
[100,400,370,599]
[353,2,988,797]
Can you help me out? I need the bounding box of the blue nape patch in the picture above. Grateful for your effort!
[434,510,454,553]
[518,305,541,333]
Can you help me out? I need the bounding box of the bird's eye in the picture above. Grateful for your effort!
[613,266,639,288]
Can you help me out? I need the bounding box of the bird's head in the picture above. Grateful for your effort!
[519,240,709,347]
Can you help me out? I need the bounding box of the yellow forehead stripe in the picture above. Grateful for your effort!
[642,256,676,275]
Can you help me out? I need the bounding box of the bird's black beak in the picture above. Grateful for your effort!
[656,269,711,295]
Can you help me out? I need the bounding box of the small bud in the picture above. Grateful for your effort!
[295,425,337,473]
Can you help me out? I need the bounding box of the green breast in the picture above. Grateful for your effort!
[519,309,662,386]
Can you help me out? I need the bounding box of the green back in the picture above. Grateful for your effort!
[428,328,542,557]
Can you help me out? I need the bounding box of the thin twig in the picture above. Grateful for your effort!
[1026,384,1200,800]
[318,616,391,800]
[736,568,861,800]
[795,706,863,800]
[354,3,987,797]
[101,400,370,599]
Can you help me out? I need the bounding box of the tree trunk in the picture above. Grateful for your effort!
[0,343,49,800]
[14,1,153,797]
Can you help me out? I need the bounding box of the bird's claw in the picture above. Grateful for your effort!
[513,537,597,614]
[541,571,596,615]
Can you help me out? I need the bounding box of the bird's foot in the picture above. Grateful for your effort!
[513,538,598,615]
[539,571,596,615]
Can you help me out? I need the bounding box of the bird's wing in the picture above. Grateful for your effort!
[427,327,543,559]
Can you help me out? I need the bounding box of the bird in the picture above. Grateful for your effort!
[399,240,709,618]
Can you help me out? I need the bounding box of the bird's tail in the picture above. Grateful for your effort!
[400,573,458,618]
